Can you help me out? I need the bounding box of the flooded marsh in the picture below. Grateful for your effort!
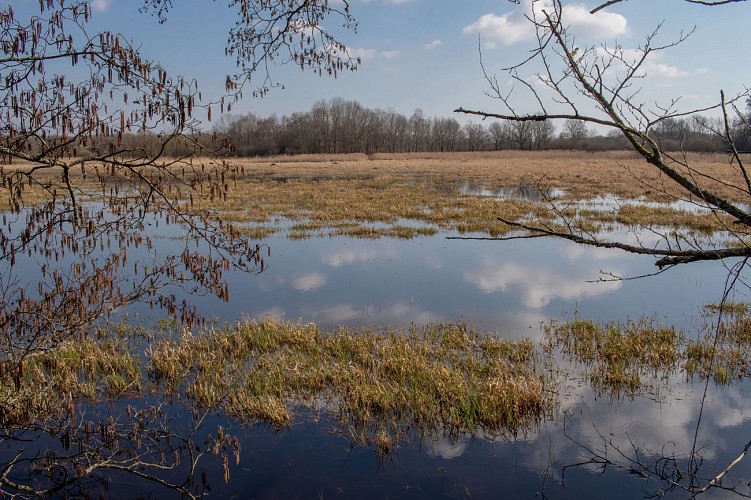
[4,151,751,497]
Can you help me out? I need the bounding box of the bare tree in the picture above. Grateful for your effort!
[456,0,751,496]
[0,0,356,494]
[456,0,751,269]
[560,118,590,149]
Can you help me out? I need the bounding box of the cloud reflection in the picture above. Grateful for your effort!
[424,435,470,460]
[301,301,440,327]
[322,246,398,267]
[291,272,328,292]
[463,259,622,308]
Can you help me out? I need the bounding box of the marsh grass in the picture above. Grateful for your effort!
[547,306,751,393]
[685,304,751,384]
[544,318,683,397]
[189,151,747,239]
[8,306,751,455]
[146,319,553,450]
[0,328,142,426]
[6,152,743,238]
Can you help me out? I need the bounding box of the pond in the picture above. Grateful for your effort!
[3,205,751,498]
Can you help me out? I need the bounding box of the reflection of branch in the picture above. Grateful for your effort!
[0,405,236,498]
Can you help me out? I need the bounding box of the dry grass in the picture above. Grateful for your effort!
[0,318,553,452]
[4,151,747,237]
[226,150,747,202]
[0,328,142,426]
[199,151,750,237]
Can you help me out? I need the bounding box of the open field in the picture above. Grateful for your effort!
[227,150,744,202]
[198,150,747,238]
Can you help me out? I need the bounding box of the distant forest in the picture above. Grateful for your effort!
[212,97,748,156]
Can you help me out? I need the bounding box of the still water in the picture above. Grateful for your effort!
[135,228,734,337]
[6,209,751,497]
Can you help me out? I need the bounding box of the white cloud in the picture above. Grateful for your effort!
[90,0,110,11]
[463,12,531,47]
[425,40,443,50]
[347,47,378,60]
[345,47,400,61]
[463,0,628,47]
[562,3,628,38]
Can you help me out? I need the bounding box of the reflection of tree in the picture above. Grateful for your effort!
[0,406,240,498]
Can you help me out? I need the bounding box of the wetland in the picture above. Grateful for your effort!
[3,151,751,498]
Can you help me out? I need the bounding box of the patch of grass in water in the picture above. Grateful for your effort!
[0,328,142,427]
[547,305,751,391]
[686,303,751,384]
[544,317,683,398]
[146,319,553,451]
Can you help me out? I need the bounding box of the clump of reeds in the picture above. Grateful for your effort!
[544,317,683,397]
[147,319,554,451]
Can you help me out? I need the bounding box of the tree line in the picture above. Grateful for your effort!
[211,97,744,156]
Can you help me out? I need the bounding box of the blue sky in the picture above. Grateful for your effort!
[57,1,751,125]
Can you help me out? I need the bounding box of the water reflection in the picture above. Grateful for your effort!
[175,232,730,337]
[412,176,567,201]
[463,258,623,308]
[6,206,750,497]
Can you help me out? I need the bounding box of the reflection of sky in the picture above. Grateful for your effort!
[533,377,751,496]
[463,258,622,308]
[104,230,738,338]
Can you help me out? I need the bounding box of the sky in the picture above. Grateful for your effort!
[30,0,751,126]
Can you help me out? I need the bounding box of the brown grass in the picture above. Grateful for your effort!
[225,151,746,202]
[147,319,553,449]
[4,151,747,237]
